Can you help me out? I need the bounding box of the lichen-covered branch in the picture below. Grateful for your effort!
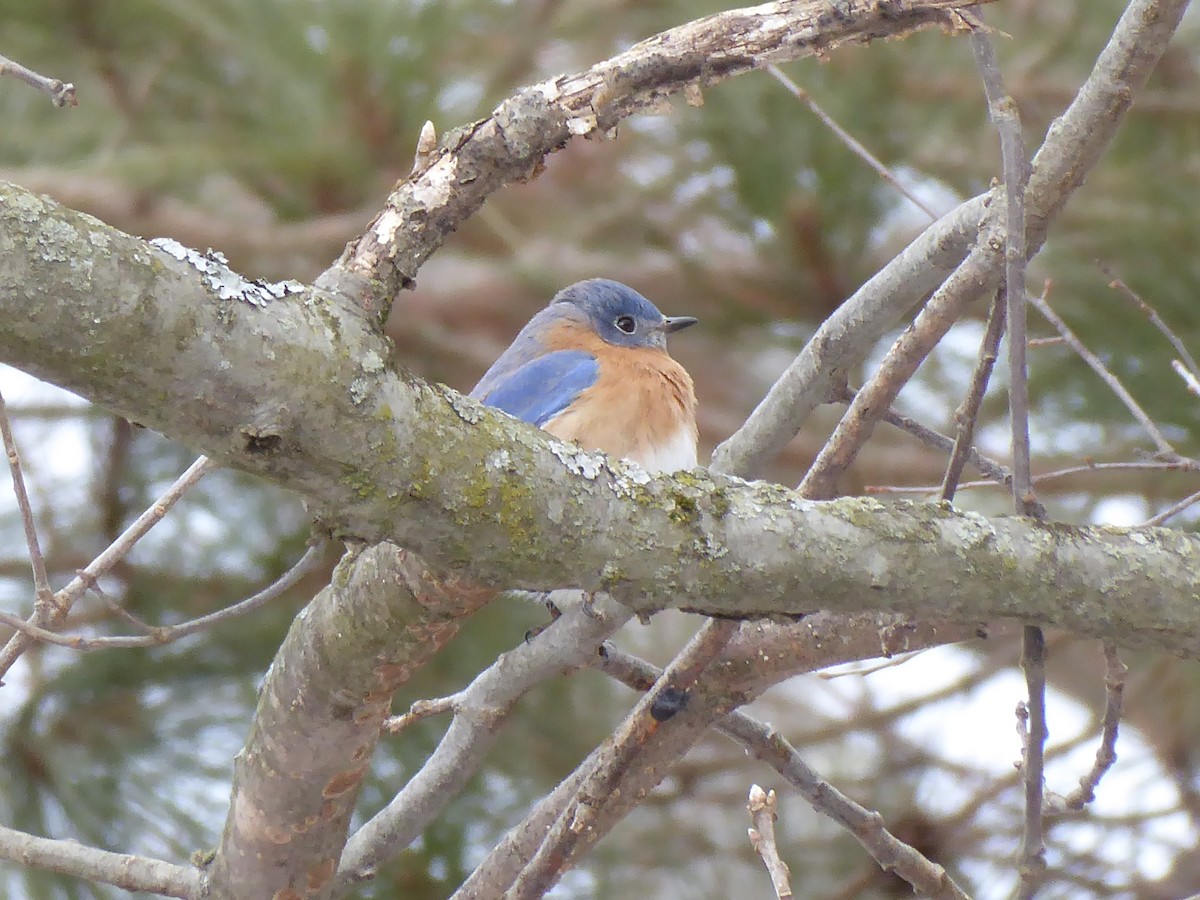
[2,181,1200,658]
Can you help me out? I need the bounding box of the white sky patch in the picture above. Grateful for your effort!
[1091,494,1149,526]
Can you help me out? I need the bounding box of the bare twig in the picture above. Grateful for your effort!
[382,695,456,734]
[1173,359,1200,398]
[970,20,1037,517]
[799,232,1004,499]
[942,290,1007,501]
[1140,488,1200,527]
[1100,263,1200,379]
[830,381,1012,486]
[1051,644,1126,812]
[970,21,1048,895]
[87,579,159,634]
[817,649,927,679]
[748,785,794,900]
[1018,625,1049,894]
[335,592,633,893]
[0,824,199,898]
[0,541,326,651]
[1029,294,1177,458]
[765,64,939,221]
[0,53,77,107]
[0,456,216,680]
[0,386,57,638]
[874,458,1200,496]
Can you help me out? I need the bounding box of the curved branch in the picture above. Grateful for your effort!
[314,0,995,317]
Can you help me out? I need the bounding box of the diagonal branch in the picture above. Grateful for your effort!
[0,455,216,680]
[0,53,76,107]
[508,618,740,896]
[313,0,996,319]
[457,613,998,896]
[0,825,199,898]
[714,0,1193,479]
[334,592,633,893]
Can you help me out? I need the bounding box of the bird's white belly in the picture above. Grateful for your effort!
[631,426,697,474]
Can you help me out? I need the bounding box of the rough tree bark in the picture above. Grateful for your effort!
[0,0,1192,898]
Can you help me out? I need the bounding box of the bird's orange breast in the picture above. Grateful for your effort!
[539,323,697,472]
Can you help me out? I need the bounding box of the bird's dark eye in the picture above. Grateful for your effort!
[615,315,636,334]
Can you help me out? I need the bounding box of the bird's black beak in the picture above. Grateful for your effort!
[663,316,698,333]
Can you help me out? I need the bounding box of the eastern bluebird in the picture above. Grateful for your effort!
[471,279,698,473]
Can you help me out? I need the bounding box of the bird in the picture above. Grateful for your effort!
[471,278,698,473]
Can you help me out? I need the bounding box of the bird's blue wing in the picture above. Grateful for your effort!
[472,350,599,426]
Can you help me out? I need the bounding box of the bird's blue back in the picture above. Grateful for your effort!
[473,348,599,426]
[470,280,696,467]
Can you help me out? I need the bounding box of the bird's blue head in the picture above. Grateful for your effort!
[552,279,697,350]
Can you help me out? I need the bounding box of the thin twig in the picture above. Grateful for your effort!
[942,289,1007,501]
[0,53,77,107]
[1099,262,1200,378]
[970,22,1047,898]
[799,232,1003,499]
[765,64,939,221]
[748,785,794,899]
[382,695,456,734]
[1139,488,1200,527]
[817,649,927,679]
[830,382,1012,486]
[0,386,58,631]
[873,458,1200,495]
[971,23,1037,517]
[84,578,158,634]
[1018,626,1049,893]
[0,456,217,679]
[0,541,326,650]
[1052,644,1126,812]
[336,592,634,893]
[1029,294,1177,458]
[1173,359,1200,398]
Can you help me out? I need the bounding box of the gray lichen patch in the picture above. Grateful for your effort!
[149,238,305,306]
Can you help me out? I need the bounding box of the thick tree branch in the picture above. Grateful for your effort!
[2,182,1200,657]
[206,543,492,900]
